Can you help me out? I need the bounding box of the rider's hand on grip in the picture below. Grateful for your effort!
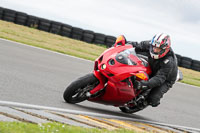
[139,40,151,45]
[134,80,149,91]
[127,41,138,47]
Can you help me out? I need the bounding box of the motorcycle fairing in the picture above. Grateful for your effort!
[89,45,151,106]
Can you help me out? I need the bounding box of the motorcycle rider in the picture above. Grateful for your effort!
[129,33,178,107]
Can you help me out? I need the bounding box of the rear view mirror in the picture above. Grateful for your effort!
[114,35,127,47]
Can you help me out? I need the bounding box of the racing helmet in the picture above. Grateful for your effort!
[150,33,171,59]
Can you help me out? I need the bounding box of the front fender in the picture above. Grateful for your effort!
[90,71,107,95]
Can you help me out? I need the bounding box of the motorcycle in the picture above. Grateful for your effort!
[63,35,182,113]
[63,35,153,113]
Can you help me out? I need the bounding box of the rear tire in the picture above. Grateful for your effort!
[119,98,149,114]
[63,73,98,104]
[119,106,142,114]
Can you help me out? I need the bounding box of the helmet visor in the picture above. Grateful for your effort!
[153,46,162,54]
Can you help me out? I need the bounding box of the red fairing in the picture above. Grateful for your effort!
[89,41,151,106]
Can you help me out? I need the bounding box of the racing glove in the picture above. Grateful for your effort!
[127,41,138,47]
[134,80,149,91]
[139,40,151,45]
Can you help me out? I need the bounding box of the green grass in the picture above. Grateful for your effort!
[0,122,138,133]
[0,20,106,61]
[0,20,200,87]
[179,67,200,86]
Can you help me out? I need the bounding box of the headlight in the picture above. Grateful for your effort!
[101,64,106,69]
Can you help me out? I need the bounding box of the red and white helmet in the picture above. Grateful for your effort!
[150,33,171,59]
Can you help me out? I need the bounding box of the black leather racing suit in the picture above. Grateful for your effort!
[130,41,178,107]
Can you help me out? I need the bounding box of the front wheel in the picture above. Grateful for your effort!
[63,73,99,104]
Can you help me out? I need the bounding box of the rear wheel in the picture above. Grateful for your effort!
[119,106,143,114]
[119,98,149,114]
[63,73,99,104]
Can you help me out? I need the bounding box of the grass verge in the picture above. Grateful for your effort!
[0,20,106,61]
[0,122,137,133]
[179,67,200,87]
[0,20,200,87]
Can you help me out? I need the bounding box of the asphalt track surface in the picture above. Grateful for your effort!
[0,39,200,129]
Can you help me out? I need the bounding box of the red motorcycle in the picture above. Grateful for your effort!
[63,35,153,113]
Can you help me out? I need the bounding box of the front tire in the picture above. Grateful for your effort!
[119,106,142,114]
[63,73,98,104]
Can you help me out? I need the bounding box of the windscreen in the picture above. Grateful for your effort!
[115,48,137,65]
